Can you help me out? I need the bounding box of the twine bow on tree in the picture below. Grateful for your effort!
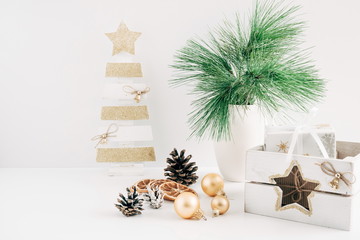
[123,85,150,103]
[91,123,118,148]
[317,161,356,189]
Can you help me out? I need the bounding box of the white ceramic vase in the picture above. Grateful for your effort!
[214,105,264,182]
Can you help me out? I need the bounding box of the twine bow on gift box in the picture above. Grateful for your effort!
[271,162,320,215]
[123,85,150,103]
[317,161,356,189]
[91,123,118,148]
[281,169,313,203]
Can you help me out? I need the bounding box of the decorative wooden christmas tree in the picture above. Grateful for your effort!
[92,22,155,175]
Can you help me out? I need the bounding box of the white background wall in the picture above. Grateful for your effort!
[0,0,359,168]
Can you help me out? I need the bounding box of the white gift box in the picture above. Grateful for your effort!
[245,141,360,230]
[264,124,336,158]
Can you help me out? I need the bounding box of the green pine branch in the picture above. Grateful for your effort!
[170,0,326,141]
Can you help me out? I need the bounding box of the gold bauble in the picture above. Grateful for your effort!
[174,192,206,220]
[211,195,230,216]
[201,173,224,197]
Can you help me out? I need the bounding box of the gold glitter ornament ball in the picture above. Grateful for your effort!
[211,195,230,215]
[174,192,206,220]
[201,173,224,197]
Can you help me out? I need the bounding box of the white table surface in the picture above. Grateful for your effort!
[0,168,359,240]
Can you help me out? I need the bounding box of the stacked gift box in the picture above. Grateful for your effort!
[264,124,336,158]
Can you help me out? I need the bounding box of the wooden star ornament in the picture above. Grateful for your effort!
[270,161,320,216]
[105,23,141,55]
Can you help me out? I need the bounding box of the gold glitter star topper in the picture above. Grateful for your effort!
[105,22,141,55]
[277,141,289,153]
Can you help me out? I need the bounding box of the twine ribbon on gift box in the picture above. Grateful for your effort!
[91,123,118,148]
[316,161,356,189]
[280,169,313,203]
[123,85,150,103]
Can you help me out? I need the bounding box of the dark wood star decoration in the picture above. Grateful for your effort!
[271,163,320,214]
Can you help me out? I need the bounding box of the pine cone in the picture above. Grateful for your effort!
[143,185,164,209]
[164,148,198,186]
[115,186,144,217]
